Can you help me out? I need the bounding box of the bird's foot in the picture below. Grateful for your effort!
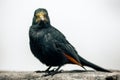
[35,70,46,73]
[35,69,55,73]
[35,70,54,73]
[42,70,62,77]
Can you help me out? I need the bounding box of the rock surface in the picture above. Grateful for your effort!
[0,70,120,80]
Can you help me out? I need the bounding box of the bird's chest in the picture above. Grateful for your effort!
[30,29,48,42]
[29,28,67,66]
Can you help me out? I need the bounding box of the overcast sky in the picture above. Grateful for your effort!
[0,0,120,71]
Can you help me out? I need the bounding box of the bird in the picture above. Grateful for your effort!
[29,8,110,76]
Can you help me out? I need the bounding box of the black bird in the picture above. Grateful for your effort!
[29,8,110,75]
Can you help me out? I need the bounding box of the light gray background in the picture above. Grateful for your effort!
[0,0,120,71]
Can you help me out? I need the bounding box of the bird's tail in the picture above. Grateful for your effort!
[78,55,110,72]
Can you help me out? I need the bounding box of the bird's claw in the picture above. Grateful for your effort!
[35,70,46,73]
[42,70,62,77]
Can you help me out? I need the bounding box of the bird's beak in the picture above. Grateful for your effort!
[36,12,46,22]
[39,14,45,21]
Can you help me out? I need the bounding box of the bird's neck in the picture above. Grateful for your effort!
[32,21,51,29]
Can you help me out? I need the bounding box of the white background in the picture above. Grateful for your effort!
[0,0,120,71]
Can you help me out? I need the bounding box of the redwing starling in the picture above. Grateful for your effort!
[29,8,110,75]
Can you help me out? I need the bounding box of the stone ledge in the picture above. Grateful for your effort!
[0,70,120,80]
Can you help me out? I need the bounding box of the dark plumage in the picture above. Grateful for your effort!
[29,8,110,75]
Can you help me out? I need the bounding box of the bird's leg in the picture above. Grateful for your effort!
[43,66,62,76]
[45,66,57,73]
[82,66,87,71]
[45,66,52,72]
[35,66,52,73]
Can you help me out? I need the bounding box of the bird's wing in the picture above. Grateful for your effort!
[49,27,82,65]
[55,42,82,65]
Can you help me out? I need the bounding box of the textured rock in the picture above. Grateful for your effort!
[0,70,120,80]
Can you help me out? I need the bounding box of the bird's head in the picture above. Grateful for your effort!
[32,8,50,25]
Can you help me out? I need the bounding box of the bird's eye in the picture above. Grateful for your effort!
[35,12,47,18]
[43,14,47,17]
[35,14,39,17]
